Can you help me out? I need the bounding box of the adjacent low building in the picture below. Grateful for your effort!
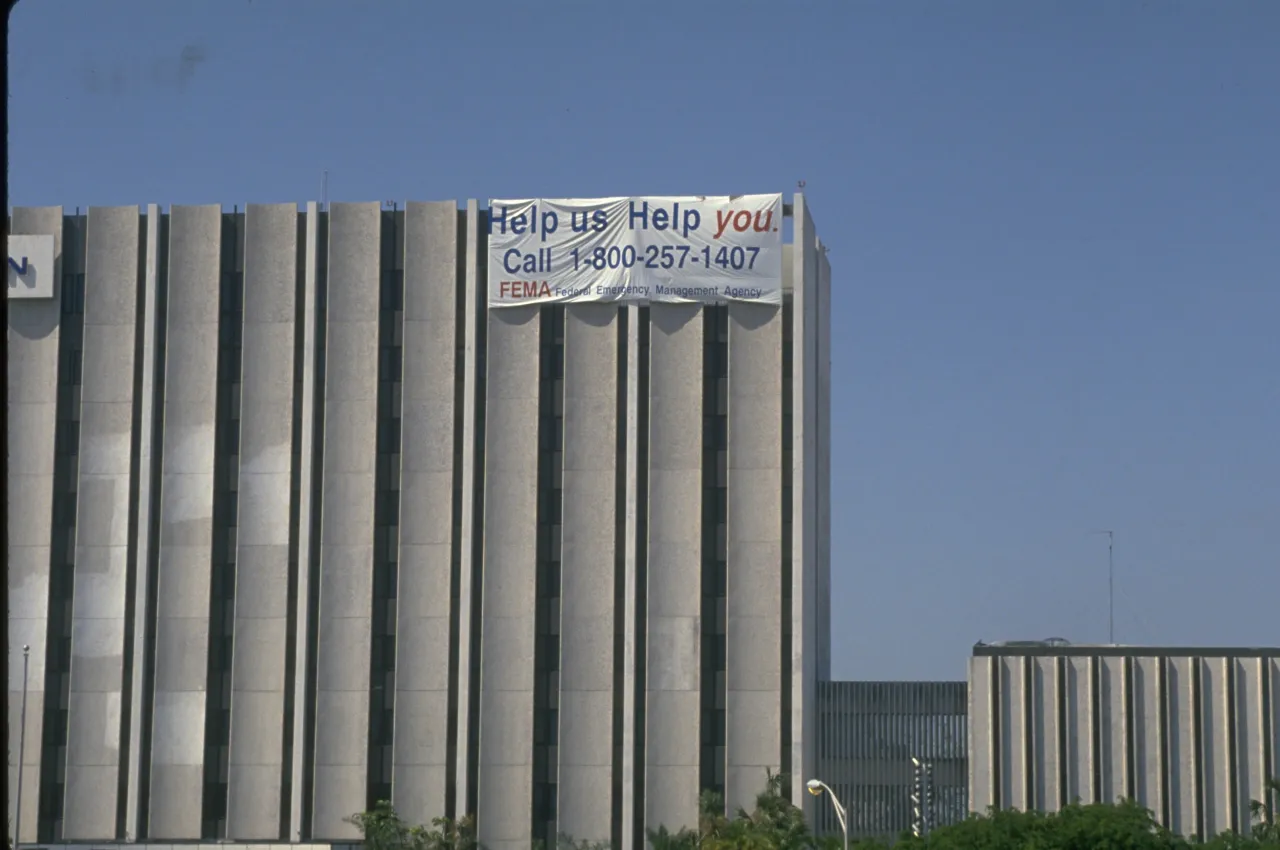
[969,641,1280,840]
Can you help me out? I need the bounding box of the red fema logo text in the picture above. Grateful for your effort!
[498,280,552,299]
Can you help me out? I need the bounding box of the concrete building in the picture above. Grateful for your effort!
[969,642,1280,840]
[6,197,831,849]
[814,681,969,841]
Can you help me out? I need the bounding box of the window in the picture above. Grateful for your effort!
[367,221,403,811]
[533,306,565,845]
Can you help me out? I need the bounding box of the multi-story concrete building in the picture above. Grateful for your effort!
[969,642,1280,840]
[6,197,832,849]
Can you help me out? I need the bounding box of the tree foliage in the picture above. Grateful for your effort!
[344,800,480,850]
[347,777,1279,850]
[888,778,1280,850]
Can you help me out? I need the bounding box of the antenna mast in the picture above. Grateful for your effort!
[1104,530,1114,644]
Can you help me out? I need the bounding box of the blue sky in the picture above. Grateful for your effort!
[10,0,1278,680]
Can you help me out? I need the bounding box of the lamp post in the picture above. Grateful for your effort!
[15,645,31,850]
[806,778,848,850]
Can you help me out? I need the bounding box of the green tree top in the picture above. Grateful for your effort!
[346,776,1279,850]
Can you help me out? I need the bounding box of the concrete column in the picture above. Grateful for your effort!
[723,302,783,815]
[789,197,822,817]
[7,205,65,843]
[227,203,302,838]
[148,204,223,837]
[643,304,703,834]
[392,201,461,823]
[310,203,382,838]
[63,206,143,839]
[475,305,541,850]
[556,304,620,843]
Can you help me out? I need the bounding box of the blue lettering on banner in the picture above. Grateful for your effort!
[629,200,701,238]
[502,247,554,275]
[8,256,29,275]
[489,204,561,242]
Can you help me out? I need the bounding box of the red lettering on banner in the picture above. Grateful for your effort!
[498,280,552,299]
[712,208,777,239]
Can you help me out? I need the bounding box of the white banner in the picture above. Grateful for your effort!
[7,234,57,300]
[487,194,783,307]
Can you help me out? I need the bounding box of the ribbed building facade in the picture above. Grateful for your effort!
[6,197,832,849]
[814,681,969,840]
[969,644,1280,840]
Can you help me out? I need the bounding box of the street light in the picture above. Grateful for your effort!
[806,778,849,850]
[15,645,31,850]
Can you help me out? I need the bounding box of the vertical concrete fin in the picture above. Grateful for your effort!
[227,203,302,839]
[789,195,820,817]
[7,205,66,843]
[63,205,143,840]
[391,201,460,824]
[148,204,223,838]
[723,301,783,814]
[643,304,704,833]
[310,202,382,838]
[475,303,541,850]
[555,305,620,843]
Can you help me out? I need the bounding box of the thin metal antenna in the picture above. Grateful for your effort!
[322,170,329,210]
[1107,531,1114,644]
[1093,530,1115,643]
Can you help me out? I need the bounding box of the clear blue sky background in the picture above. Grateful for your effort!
[9,0,1278,681]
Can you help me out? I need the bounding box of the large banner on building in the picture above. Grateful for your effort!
[488,194,783,307]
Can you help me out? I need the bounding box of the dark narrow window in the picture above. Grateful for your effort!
[610,309,629,847]
[299,211,331,838]
[116,213,151,837]
[367,212,404,808]
[780,298,794,793]
[39,216,87,843]
[464,215,489,819]
[279,210,309,836]
[136,212,171,837]
[632,307,651,848]
[532,305,565,847]
[202,212,245,839]
[700,306,728,805]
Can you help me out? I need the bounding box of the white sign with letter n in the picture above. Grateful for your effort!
[8,234,57,300]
